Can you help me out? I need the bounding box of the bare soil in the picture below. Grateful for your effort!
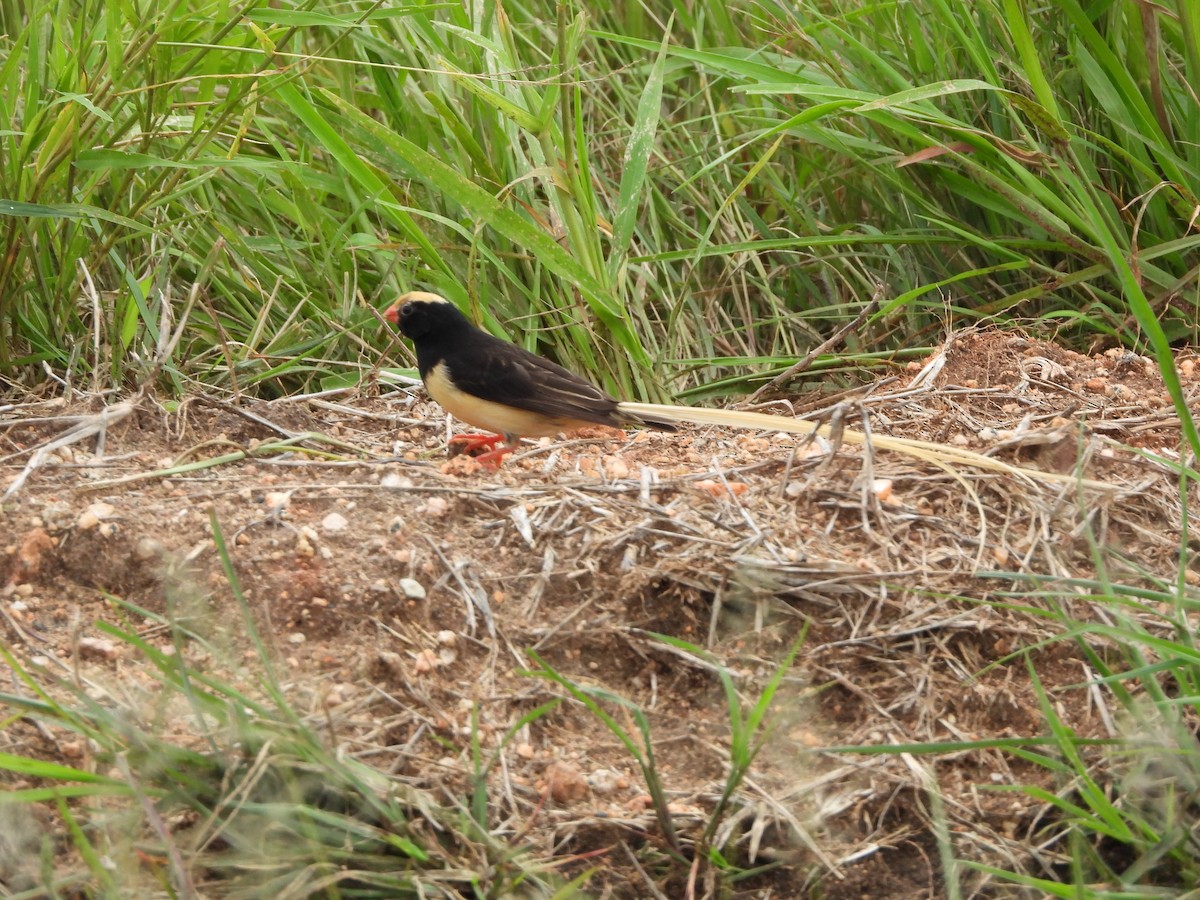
[2,329,1197,897]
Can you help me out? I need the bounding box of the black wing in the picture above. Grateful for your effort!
[445,332,622,426]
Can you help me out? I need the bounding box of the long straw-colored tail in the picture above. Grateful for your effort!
[617,401,1111,491]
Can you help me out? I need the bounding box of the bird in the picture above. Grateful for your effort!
[382,291,1112,490]
[383,291,678,466]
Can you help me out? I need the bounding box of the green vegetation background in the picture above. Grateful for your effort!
[2,0,1196,409]
[2,1,1200,895]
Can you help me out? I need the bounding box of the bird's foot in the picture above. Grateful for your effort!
[473,444,516,469]
[448,433,505,456]
[448,433,515,468]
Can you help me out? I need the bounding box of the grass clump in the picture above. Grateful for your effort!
[1,0,1196,399]
[524,631,807,893]
[969,565,1200,894]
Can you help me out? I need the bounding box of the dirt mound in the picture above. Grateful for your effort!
[2,329,1195,896]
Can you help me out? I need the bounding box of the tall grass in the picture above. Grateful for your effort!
[1,0,1196,400]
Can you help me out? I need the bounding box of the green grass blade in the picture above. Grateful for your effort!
[607,20,671,279]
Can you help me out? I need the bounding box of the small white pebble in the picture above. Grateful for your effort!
[588,768,622,795]
[872,478,894,503]
[287,632,306,644]
[321,512,349,532]
[604,457,630,479]
[437,630,457,646]
[399,578,427,600]
[133,538,162,560]
[77,501,115,530]
[423,497,449,518]
[380,472,412,488]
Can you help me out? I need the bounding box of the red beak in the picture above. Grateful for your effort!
[383,301,401,325]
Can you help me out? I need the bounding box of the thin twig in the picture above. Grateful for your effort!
[743,287,884,403]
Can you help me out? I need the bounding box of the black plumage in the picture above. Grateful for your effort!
[384,292,675,457]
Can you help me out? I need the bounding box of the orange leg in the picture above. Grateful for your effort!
[447,433,516,468]
[448,433,505,455]
[474,443,517,469]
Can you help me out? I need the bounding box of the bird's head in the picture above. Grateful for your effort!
[384,291,459,341]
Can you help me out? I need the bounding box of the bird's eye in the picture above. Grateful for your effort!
[400,303,413,319]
